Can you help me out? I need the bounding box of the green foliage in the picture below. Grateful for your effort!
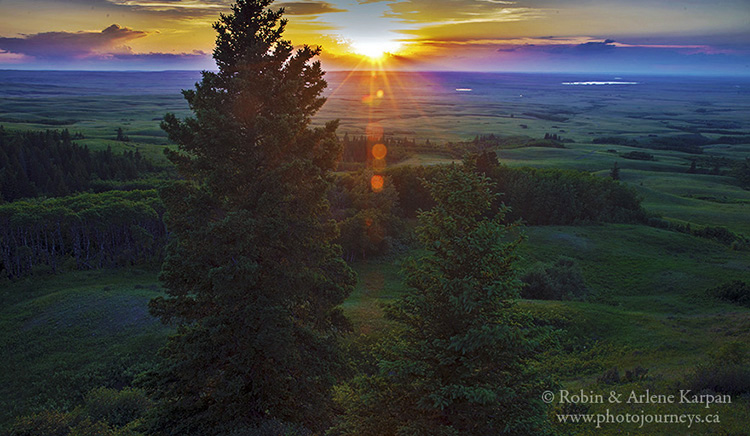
[520,257,588,301]
[9,387,151,436]
[384,164,443,218]
[10,410,71,436]
[0,190,165,278]
[595,366,648,385]
[609,161,620,180]
[224,420,312,436]
[388,162,645,225]
[686,342,750,395]
[709,280,750,307]
[115,128,130,142]
[0,128,158,202]
[593,134,706,154]
[338,133,413,165]
[620,151,655,161]
[331,170,404,260]
[647,217,748,247]
[144,1,355,434]
[332,165,554,435]
[486,164,645,225]
[81,388,151,428]
[730,157,750,188]
[0,268,168,431]
[68,418,113,436]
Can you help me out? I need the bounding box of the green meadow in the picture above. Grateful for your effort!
[1,71,749,433]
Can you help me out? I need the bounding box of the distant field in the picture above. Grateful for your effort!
[2,70,747,232]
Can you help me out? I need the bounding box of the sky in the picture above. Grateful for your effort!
[0,0,749,74]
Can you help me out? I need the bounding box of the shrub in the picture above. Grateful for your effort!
[686,342,750,395]
[624,366,649,382]
[710,280,750,307]
[620,151,654,161]
[521,257,588,300]
[81,387,151,428]
[9,410,71,436]
[597,367,621,385]
[69,418,112,436]
[225,420,312,436]
[688,364,750,395]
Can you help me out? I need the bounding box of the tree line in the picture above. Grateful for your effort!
[385,151,645,225]
[0,127,157,202]
[0,190,165,278]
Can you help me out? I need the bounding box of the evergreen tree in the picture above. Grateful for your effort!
[115,127,129,142]
[610,161,620,180]
[333,164,553,436]
[144,1,355,434]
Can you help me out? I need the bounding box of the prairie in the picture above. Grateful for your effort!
[1,70,749,433]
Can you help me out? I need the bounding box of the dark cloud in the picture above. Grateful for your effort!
[279,1,347,15]
[112,50,209,62]
[574,39,617,51]
[0,24,147,59]
[492,39,618,55]
[104,50,213,70]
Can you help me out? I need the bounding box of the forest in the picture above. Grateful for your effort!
[0,127,161,202]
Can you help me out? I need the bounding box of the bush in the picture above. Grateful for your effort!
[81,387,151,428]
[225,419,312,436]
[620,151,654,161]
[10,410,71,436]
[597,367,621,385]
[710,280,750,307]
[521,257,588,300]
[69,418,112,436]
[686,342,750,395]
[688,364,750,395]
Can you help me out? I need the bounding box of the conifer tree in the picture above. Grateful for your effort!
[610,161,620,180]
[333,164,553,436]
[145,1,355,434]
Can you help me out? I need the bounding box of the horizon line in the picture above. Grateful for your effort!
[2,68,750,79]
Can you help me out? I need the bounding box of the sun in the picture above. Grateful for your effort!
[351,40,402,61]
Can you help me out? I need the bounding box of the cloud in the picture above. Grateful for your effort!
[0,24,147,59]
[573,39,616,52]
[105,0,229,12]
[111,49,210,63]
[384,0,540,25]
[401,35,750,75]
[279,1,347,15]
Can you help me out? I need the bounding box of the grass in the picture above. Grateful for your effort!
[344,224,750,435]
[0,267,170,430]
[2,70,749,433]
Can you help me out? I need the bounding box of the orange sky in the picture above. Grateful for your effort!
[0,0,749,74]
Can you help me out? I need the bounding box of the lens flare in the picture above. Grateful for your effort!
[372,143,387,160]
[370,174,384,192]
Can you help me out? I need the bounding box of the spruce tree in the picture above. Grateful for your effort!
[333,164,553,436]
[610,161,620,180]
[145,1,355,434]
